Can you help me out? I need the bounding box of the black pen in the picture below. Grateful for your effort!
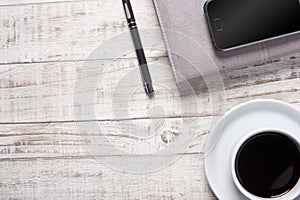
[122,0,155,97]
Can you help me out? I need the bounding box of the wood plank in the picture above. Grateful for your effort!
[0,0,165,64]
[0,54,300,123]
[0,117,209,160]
[223,54,300,90]
[0,154,216,199]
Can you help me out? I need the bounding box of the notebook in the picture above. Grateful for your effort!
[152,0,300,94]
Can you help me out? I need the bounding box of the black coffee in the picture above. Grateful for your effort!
[235,132,300,198]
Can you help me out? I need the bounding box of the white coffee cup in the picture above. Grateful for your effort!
[231,128,300,200]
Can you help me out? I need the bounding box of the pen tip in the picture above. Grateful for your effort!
[147,91,155,98]
[144,83,155,97]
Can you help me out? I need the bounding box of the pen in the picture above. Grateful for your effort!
[122,0,155,97]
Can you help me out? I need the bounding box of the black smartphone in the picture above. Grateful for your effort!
[204,0,300,51]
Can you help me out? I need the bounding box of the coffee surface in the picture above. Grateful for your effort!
[235,132,300,198]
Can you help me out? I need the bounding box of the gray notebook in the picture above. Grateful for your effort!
[152,0,300,94]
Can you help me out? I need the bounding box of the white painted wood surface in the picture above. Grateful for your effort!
[0,0,299,199]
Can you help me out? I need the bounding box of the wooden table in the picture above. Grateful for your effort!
[0,0,299,199]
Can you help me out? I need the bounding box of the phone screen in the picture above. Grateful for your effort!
[205,0,300,50]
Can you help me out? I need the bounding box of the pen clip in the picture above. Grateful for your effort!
[124,2,132,20]
[122,0,136,23]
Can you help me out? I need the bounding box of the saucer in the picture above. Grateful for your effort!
[204,99,300,200]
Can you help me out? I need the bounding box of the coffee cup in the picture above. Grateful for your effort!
[231,128,300,200]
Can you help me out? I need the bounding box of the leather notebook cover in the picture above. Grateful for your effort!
[152,0,300,94]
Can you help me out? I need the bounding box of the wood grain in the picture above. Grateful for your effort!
[0,154,216,200]
[0,117,210,159]
[0,0,83,6]
[0,0,165,64]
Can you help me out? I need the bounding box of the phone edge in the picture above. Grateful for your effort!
[203,0,226,51]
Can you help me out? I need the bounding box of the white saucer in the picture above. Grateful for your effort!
[204,99,300,200]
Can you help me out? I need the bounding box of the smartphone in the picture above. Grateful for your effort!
[204,0,300,51]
